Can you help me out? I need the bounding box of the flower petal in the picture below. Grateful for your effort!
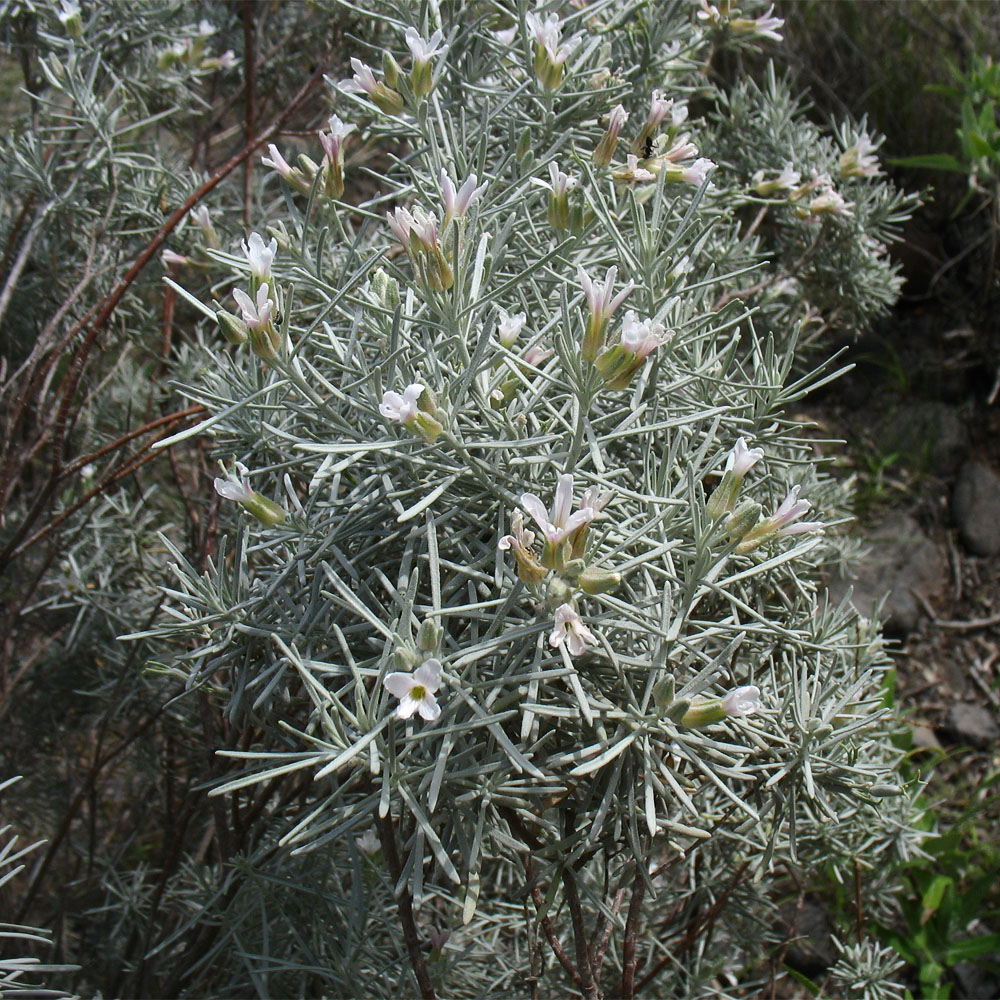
[383,672,415,698]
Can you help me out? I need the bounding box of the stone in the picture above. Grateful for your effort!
[830,513,945,634]
[778,899,838,974]
[942,703,999,750]
[876,401,969,477]
[953,461,1000,557]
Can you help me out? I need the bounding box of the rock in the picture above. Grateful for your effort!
[953,958,1000,1000]
[830,513,945,634]
[876,401,969,477]
[953,461,1000,556]
[778,899,838,974]
[942,703,999,750]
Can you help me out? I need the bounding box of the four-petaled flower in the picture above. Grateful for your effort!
[497,308,527,348]
[620,311,669,358]
[242,232,277,282]
[723,685,763,717]
[498,510,546,584]
[520,473,596,547]
[727,437,764,476]
[735,485,825,553]
[233,283,275,331]
[525,11,574,89]
[379,383,424,423]
[383,658,443,721]
[340,57,405,115]
[214,461,286,526]
[579,264,633,360]
[840,131,881,178]
[549,603,599,657]
[707,437,764,519]
[405,27,447,97]
[612,155,656,184]
[404,26,447,63]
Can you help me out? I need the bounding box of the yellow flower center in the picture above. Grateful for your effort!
[410,684,426,700]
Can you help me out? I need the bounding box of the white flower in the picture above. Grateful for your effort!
[619,310,669,359]
[214,461,254,503]
[613,154,656,184]
[197,19,216,37]
[262,143,295,179]
[525,11,565,62]
[681,157,716,185]
[494,25,518,46]
[497,308,527,348]
[161,249,188,267]
[726,437,764,477]
[355,829,380,855]
[404,26,447,63]
[191,206,212,231]
[242,232,277,280]
[663,135,699,163]
[341,57,378,95]
[383,658,443,721]
[733,6,784,42]
[840,131,882,178]
[57,0,80,25]
[549,603,599,658]
[541,160,578,196]
[723,685,763,717]
[520,473,596,545]
[523,343,554,367]
[605,104,629,135]
[232,283,274,331]
[808,186,854,217]
[379,383,424,423]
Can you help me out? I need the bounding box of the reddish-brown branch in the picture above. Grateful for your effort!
[242,1,257,226]
[0,64,325,571]
[619,866,646,999]
[374,810,438,999]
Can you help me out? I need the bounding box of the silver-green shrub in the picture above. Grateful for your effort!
[3,0,925,996]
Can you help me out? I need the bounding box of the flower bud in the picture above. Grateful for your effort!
[417,619,443,652]
[241,492,288,528]
[372,267,401,311]
[578,567,622,595]
[653,674,675,709]
[393,646,419,671]
[216,309,248,346]
[665,698,691,723]
[726,500,762,545]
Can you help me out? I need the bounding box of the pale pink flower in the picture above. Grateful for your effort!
[579,265,633,327]
[613,155,656,183]
[497,308,526,348]
[520,474,596,545]
[723,685,763,717]
[404,26,447,62]
[441,168,488,226]
[233,284,275,331]
[549,603,599,657]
